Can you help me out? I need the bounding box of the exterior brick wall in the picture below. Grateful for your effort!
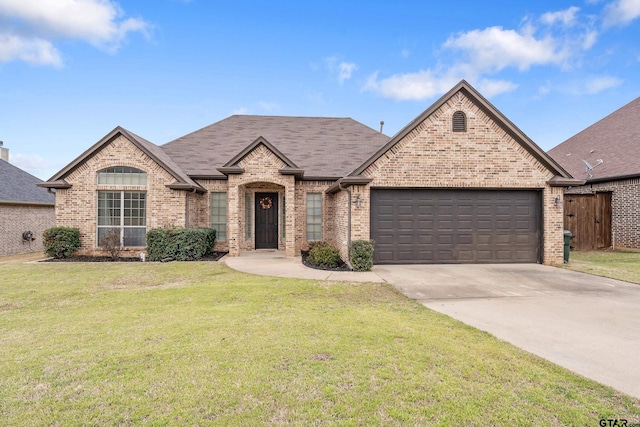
[565,178,640,249]
[55,135,187,256]
[0,203,55,256]
[359,91,564,264]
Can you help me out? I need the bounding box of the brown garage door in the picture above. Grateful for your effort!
[371,189,541,264]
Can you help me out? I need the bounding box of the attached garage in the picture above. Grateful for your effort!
[370,189,542,264]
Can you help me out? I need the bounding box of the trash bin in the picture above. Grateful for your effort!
[563,230,573,263]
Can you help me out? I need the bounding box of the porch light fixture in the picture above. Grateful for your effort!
[555,196,561,206]
[354,194,362,208]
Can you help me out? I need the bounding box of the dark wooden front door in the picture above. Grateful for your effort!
[564,193,612,251]
[255,193,278,249]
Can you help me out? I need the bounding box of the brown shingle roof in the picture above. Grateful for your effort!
[161,115,391,178]
[548,95,640,181]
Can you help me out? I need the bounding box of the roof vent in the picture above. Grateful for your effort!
[452,111,466,132]
[379,121,384,133]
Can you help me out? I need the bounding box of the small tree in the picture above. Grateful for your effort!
[100,228,122,260]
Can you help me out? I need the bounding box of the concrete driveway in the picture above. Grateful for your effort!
[374,264,640,399]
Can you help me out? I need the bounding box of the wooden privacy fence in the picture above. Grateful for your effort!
[564,192,612,251]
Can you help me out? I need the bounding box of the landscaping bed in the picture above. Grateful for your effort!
[41,252,228,262]
[301,250,351,271]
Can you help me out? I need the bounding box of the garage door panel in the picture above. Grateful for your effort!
[371,189,540,264]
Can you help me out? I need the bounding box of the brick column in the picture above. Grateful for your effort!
[227,177,240,256]
[285,181,296,256]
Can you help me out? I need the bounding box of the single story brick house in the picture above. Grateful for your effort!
[39,81,578,264]
[548,95,640,251]
[1,143,55,256]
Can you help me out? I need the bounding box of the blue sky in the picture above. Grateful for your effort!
[1,0,639,180]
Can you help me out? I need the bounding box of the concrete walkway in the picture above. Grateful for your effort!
[223,250,385,283]
[223,253,640,399]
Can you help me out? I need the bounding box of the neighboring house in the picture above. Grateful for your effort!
[39,81,577,264]
[0,142,55,256]
[548,96,640,251]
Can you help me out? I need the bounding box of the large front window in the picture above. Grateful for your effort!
[97,191,146,247]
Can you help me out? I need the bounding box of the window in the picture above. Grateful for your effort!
[245,192,252,240]
[306,193,322,241]
[210,192,227,241]
[98,167,147,185]
[452,111,467,132]
[97,191,146,247]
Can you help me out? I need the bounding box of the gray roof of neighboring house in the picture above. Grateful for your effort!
[161,115,391,178]
[0,159,55,204]
[548,95,640,182]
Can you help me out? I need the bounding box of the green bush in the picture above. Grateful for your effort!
[146,228,216,261]
[350,240,375,271]
[43,227,81,259]
[309,241,342,268]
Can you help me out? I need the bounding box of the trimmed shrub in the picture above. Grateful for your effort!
[146,227,216,261]
[308,241,342,268]
[43,227,81,259]
[350,239,375,271]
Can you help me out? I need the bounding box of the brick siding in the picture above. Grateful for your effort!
[359,91,564,264]
[0,203,55,256]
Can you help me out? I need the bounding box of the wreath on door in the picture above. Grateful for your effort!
[259,196,273,210]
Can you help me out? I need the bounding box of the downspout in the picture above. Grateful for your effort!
[338,180,352,269]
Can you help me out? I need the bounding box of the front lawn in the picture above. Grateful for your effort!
[1,256,639,425]
[563,250,640,284]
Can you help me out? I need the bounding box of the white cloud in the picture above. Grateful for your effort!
[325,56,357,84]
[444,26,569,72]
[0,0,149,66]
[583,76,623,93]
[400,49,410,58]
[0,34,61,66]
[541,6,581,27]
[363,6,605,102]
[603,0,640,26]
[337,62,357,84]
[363,70,457,101]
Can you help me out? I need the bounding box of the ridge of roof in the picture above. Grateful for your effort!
[350,80,572,178]
[161,115,391,178]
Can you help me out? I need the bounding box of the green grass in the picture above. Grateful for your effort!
[1,255,639,426]
[563,250,640,284]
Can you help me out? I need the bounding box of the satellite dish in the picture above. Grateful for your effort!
[583,159,603,178]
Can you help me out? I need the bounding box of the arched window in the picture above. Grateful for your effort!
[98,166,147,185]
[452,111,467,132]
[97,167,147,247]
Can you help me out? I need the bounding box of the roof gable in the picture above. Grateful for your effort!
[0,160,54,205]
[351,80,572,179]
[41,127,204,192]
[548,95,640,181]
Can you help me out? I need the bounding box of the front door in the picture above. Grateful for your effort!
[255,193,278,249]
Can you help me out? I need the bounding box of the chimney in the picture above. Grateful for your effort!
[0,141,8,162]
